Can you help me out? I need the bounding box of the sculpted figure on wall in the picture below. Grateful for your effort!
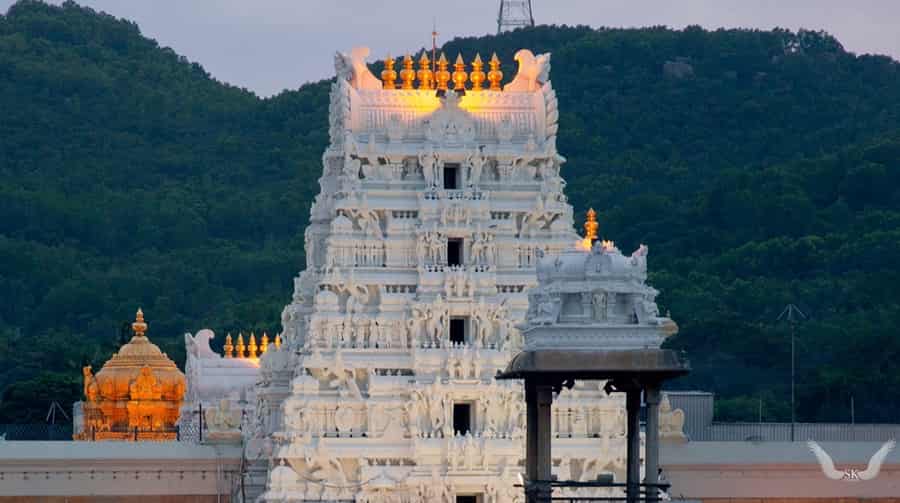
[419,145,440,188]
[466,146,487,189]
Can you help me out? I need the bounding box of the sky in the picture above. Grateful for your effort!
[4,0,899,97]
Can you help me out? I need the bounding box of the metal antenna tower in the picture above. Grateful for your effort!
[497,0,535,34]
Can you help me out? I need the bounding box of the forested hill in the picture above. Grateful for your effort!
[1,0,899,423]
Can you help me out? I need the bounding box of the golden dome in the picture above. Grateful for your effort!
[78,308,185,441]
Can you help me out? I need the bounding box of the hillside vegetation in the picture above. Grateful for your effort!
[1,0,899,423]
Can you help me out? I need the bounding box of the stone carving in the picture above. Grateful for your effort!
[418,226,447,266]
[334,46,381,90]
[185,329,219,359]
[448,346,482,380]
[520,193,560,237]
[527,293,562,325]
[445,266,474,298]
[504,49,551,92]
[322,350,362,400]
[659,393,687,443]
[419,145,440,188]
[470,227,496,266]
[205,398,242,433]
[496,115,515,144]
[424,91,476,146]
[591,291,608,321]
[466,146,487,188]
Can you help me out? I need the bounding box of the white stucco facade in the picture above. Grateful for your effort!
[231,47,640,502]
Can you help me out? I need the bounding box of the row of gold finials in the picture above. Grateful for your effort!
[381,52,503,92]
[223,332,281,359]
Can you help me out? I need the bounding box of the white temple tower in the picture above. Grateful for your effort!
[250,47,635,502]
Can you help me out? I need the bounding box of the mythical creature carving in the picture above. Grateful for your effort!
[185,329,219,359]
[504,49,551,92]
[334,46,381,90]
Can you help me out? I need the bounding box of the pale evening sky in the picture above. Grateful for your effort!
[3,0,899,97]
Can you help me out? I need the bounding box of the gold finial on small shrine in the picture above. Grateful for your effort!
[435,52,451,91]
[274,334,282,350]
[224,333,234,358]
[417,52,433,90]
[248,332,258,358]
[452,53,468,91]
[583,208,599,250]
[236,333,246,358]
[469,53,485,91]
[488,52,503,91]
[399,54,415,90]
[260,332,269,354]
[132,308,147,338]
[381,54,397,89]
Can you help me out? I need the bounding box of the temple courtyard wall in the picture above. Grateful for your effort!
[2,441,899,501]
[0,441,241,502]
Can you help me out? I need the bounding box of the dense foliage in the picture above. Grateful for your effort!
[1,1,899,423]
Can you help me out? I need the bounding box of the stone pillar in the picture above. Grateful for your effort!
[625,388,641,503]
[526,380,554,503]
[644,385,661,503]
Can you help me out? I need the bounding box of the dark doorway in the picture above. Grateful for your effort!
[456,497,478,503]
[453,403,472,435]
[447,238,463,266]
[450,317,466,344]
[444,164,460,189]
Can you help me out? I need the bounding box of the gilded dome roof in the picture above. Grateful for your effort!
[99,308,180,371]
[89,309,185,402]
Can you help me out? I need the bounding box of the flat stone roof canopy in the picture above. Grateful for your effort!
[497,348,690,381]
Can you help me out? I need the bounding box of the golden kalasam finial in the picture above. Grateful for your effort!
[435,52,450,91]
[236,333,246,358]
[469,53,485,91]
[381,54,397,89]
[488,52,503,91]
[260,332,269,354]
[417,52,433,90]
[400,54,415,90]
[452,53,468,91]
[224,333,234,358]
[583,208,599,249]
[248,332,258,358]
[274,334,282,350]
[132,308,148,337]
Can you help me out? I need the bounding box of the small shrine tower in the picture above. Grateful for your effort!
[76,309,186,441]
[500,215,689,502]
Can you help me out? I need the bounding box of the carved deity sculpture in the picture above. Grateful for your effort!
[419,145,439,188]
[467,146,487,188]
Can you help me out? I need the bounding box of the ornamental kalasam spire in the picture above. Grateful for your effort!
[452,53,468,91]
[381,54,396,89]
[417,52,433,90]
[248,332,259,358]
[469,53,485,91]
[488,52,503,91]
[435,52,450,91]
[400,54,416,90]
[224,333,234,358]
[132,308,148,338]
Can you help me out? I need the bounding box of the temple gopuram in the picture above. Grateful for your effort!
[76,309,186,441]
